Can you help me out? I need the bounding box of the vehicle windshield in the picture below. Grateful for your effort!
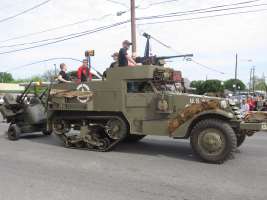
[152,81,182,93]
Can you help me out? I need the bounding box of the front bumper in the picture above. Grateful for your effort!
[240,122,267,132]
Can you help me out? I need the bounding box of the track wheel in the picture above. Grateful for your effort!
[97,138,110,151]
[190,119,237,164]
[7,124,21,141]
[106,117,128,140]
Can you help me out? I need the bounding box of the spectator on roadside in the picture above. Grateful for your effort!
[247,96,256,111]
[256,95,264,111]
[240,99,250,116]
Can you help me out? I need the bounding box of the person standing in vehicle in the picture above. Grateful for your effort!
[110,52,119,68]
[118,40,136,67]
[58,63,71,83]
[77,59,94,82]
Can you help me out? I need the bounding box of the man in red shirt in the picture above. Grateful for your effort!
[77,59,94,82]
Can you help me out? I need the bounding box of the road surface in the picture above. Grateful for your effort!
[0,119,266,200]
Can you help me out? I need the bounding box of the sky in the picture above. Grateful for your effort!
[0,0,266,85]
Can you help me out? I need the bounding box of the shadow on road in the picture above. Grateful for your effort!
[18,133,196,162]
[21,134,63,147]
[114,138,195,161]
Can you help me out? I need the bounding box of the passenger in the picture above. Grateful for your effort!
[110,52,119,68]
[77,59,94,82]
[58,63,71,83]
[118,40,137,67]
[103,53,119,78]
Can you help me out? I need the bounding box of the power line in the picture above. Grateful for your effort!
[0,0,51,24]
[4,57,104,77]
[137,2,267,21]
[4,57,82,72]
[137,0,179,9]
[0,0,261,46]
[191,59,226,75]
[0,0,260,48]
[0,20,130,55]
[0,7,265,55]
[0,15,115,49]
[0,14,112,44]
[137,8,267,25]
[106,0,128,7]
[142,32,227,74]
[1,2,266,55]
[2,1,266,49]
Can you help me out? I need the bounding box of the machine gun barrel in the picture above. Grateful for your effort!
[136,54,194,66]
[17,81,33,103]
[157,54,194,60]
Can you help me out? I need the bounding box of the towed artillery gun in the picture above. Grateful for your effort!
[0,81,52,140]
[46,44,267,163]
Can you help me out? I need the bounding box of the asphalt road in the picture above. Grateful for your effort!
[0,119,267,200]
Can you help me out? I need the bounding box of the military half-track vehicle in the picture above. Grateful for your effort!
[47,64,267,163]
[0,81,52,140]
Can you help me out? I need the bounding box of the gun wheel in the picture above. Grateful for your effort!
[7,124,21,141]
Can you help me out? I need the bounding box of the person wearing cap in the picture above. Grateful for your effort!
[77,59,94,82]
[110,52,119,68]
[103,53,119,78]
[118,40,137,67]
[58,63,71,83]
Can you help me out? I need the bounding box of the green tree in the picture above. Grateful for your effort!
[255,81,267,91]
[0,72,14,83]
[199,79,224,94]
[190,80,204,94]
[224,79,246,92]
[190,80,224,95]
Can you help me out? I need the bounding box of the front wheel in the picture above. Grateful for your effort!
[190,119,237,164]
[236,134,246,148]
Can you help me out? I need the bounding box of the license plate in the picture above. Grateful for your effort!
[262,124,267,130]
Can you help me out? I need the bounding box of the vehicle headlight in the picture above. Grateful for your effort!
[220,100,228,109]
[228,99,236,106]
[158,99,168,111]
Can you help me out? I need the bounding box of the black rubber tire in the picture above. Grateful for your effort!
[236,134,246,148]
[124,134,146,143]
[42,129,52,136]
[7,124,21,141]
[190,119,237,164]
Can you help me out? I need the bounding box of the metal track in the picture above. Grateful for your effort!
[51,114,127,152]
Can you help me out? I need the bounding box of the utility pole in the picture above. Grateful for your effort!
[252,66,255,93]
[249,68,252,94]
[234,53,238,95]
[130,0,137,56]
[54,64,57,77]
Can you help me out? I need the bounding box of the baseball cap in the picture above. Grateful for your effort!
[123,40,132,46]
[111,52,119,57]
